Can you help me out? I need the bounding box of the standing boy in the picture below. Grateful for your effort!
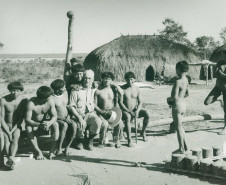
[0,81,27,169]
[25,86,59,160]
[167,61,189,154]
[50,79,77,155]
[120,72,150,147]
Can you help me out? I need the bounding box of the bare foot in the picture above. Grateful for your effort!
[172,149,184,154]
[128,140,134,147]
[55,149,64,156]
[49,153,56,160]
[64,147,71,156]
[36,153,46,160]
[141,132,148,142]
[98,141,105,148]
[6,158,15,170]
[218,127,226,135]
[115,140,121,148]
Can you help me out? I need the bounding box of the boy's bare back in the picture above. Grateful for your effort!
[171,77,188,101]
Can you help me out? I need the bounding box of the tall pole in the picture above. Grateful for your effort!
[64,11,74,81]
[206,63,209,85]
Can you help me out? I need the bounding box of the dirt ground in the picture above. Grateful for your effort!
[1,79,226,185]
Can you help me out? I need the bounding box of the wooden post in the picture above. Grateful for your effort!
[213,146,223,157]
[191,148,202,160]
[200,159,212,174]
[212,161,223,176]
[171,154,185,169]
[185,156,198,171]
[206,63,209,85]
[64,11,74,81]
[202,147,213,158]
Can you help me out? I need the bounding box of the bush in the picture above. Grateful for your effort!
[0,59,64,83]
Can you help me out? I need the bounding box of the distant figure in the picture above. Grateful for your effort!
[120,72,150,147]
[64,58,79,81]
[204,60,226,135]
[50,79,77,155]
[25,86,59,160]
[167,61,189,154]
[0,82,27,169]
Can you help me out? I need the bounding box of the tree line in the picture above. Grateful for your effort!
[158,18,226,60]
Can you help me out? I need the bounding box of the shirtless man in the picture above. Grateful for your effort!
[69,70,106,151]
[120,72,150,147]
[204,60,226,135]
[50,79,77,155]
[0,82,27,169]
[25,86,59,160]
[94,72,124,148]
[0,125,4,167]
[167,61,189,154]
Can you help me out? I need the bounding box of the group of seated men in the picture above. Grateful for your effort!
[0,59,150,169]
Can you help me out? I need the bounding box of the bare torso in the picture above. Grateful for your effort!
[2,95,25,127]
[29,97,52,122]
[216,65,226,92]
[96,87,115,111]
[51,92,68,118]
[121,84,139,110]
[171,76,188,102]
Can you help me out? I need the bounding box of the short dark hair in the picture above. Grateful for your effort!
[124,72,136,80]
[50,79,65,91]
[71,64,85,73]
[7,81,24,91]
[36,86,53,99]
[176,61,189,72]
[101,72,115,81]
[70,58,78,64]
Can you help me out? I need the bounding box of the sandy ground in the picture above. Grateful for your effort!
[1,79,226,185]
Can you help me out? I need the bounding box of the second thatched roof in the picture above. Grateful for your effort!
[210,44,226,62]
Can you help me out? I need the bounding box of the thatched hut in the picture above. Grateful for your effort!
[84,35,201,81]
[210,44,226,62]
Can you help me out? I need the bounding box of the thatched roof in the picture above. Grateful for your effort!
[84,35,201,81]
[210,44,226,62]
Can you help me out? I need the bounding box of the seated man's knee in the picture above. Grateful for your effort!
[60,121,68,131]
[102,119,109,129]
[26,125,33,133]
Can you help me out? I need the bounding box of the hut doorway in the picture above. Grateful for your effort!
[146,65,155,81]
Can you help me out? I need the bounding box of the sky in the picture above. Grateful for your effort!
[1,0,226,54]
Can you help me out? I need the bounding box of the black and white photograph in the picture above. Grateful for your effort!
[1,0,226,184]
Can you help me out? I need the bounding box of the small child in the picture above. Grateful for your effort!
[204,59,226,135]
[167,61,189,154]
